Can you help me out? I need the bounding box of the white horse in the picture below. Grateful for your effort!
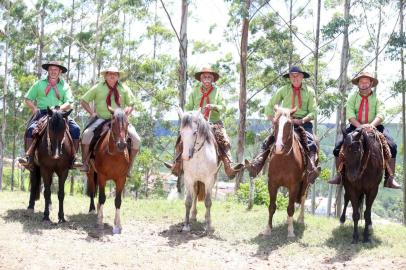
[178,109,218,232]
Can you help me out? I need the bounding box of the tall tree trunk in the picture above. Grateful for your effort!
[92,0,104,83]
[119,11,126,69]
[399,0,406,226]
[288,0,293,67]
[10,80,17,191]
[374,4,383,87]
[236,0,251,193]
[178,0,188,110]
[0,7,9,190]
[311,0,322,215]
[37,1,45,79]
[335,0,351,218]
[67,0,75,82]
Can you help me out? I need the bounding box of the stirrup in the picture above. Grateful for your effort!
[164,161,173,170]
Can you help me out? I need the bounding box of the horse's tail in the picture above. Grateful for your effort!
[195,181,206,201]
[87,171,98,197]
[30,166,41,201]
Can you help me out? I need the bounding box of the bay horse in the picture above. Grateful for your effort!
[87,107,133,234]
[178,109,218,233]
[27,107,75,223]
[339,127,383,243]
[264,106,310,237]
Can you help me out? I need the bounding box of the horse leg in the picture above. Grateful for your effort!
[204,191,212,233]
[182,192,193,232]
[113,179,125,235]
[351,195,361,244]
[363,189,378,243]
[42,177,52,222]
[190,192,198,222]
[57,171,69,223]
[263,183,278,236]
[287,188,298,238]
[97,180,107,229]
[27,166,41,212]
[88,171,96,213]
[340,191,350,225]
[297,195,305,224]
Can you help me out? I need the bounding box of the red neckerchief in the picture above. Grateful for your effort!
[45,77,60,100]
[199,85,213,120]
[358,91,372,124]
[106,81,121,107]
[292,84,302,109]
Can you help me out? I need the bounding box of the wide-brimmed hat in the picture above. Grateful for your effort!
[351,71,378,87]
[42,61,68,74]
[282,66,310,79]
[194,67,220,82]
[100,66,126,77]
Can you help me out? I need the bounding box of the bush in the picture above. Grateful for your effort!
[236,176,288,209]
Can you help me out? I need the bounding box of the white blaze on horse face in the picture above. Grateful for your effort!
[275,115,288,154]
[180,125,195,161]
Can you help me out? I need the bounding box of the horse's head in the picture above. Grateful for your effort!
[179,110,213,161]
[343,128,366,182]
[47,107,71,159]
[272,105,297,155]
[108,106,129,152]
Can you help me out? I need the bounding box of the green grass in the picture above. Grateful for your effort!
[1,190,406,261]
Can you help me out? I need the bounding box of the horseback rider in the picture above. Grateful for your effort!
[328,72,401,189]
[164,67,244,179]
[79,66,141,173]
[18,61,81,170]
[245,66,320,183]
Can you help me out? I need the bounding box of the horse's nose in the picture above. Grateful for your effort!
[117,141,127,151]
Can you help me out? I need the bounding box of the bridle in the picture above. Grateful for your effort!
[107,116,129,157]
[188,119,206,159]
[272,115,295,155]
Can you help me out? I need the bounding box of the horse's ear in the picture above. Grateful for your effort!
[290,106,297,115]
[107,106,114,115]
[177,106,184,120]
[341,125,347,138]
[47,106,53,117]
[62,109,72,118]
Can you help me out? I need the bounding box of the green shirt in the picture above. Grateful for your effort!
[346,90,385,123]
[25,78,73,109]
[81,81,136,120]
[265,83,316,119]
[185,85,225,123]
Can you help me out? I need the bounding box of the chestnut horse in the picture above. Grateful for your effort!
[339,127,384,243]
[27,107,75,223]
[178,109,218,233]
[87,107,133,234]
[264,106,310,237]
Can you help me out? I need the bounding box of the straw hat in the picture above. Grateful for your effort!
[194,67,220,82]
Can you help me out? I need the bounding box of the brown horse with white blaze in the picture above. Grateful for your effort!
[87,107,135,234]
[264,106,310,238]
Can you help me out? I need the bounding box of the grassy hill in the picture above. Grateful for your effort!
[0,191,405,269]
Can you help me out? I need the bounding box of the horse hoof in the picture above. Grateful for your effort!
[89,210,96,214]
[190,217,197,222]
[58,218,66,224]
[26,208,34,214]
[182,225,191,232]
[287,232,296,238]
[112,227,122,234]
[351,239,359,244]
[363,238,371,244]
[262,226,272,236]
[42,217,51,224]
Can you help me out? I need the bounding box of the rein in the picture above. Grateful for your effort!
[106,119,129,160]
[189,120,206,158]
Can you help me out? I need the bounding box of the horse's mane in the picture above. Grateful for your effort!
[49,110,66,134]
[113,108,127,126]
[181,112,215,144]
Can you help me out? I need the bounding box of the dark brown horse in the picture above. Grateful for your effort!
[27,107,75,223]
[87,107,133,234]
[339,127,383,243]
[264,106,310,237]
